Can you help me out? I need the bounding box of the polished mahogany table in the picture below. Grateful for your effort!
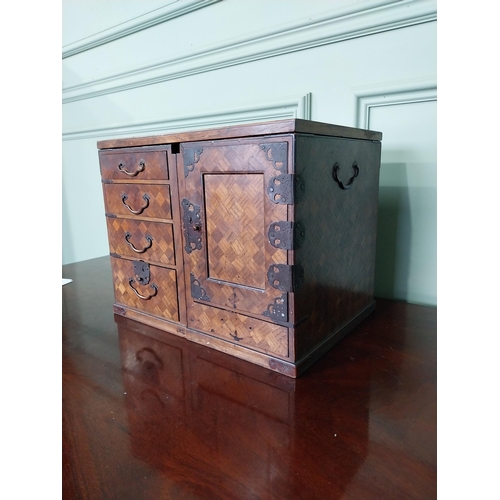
[62,256,436,499]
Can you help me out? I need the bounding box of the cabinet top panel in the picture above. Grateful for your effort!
[97,119,382,150]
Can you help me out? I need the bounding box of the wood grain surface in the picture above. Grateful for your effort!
[63,256,436,500]
[106,218,175,266]
[110,256,179,322]
[103,184,172,219]
[293,134,381,359]
[180,138,289,321]
[99,148,169,180]
[97,118,382,149]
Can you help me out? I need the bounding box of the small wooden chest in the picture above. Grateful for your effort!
[97,119,382,377]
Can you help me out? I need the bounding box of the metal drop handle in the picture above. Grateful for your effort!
[125,232,153,253]
[128,278,158,300]
[332,161,359,190]
[118,161,145,177]
[121,193,150,214]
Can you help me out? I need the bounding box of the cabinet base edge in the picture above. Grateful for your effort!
[113,301,376,378]
[294,300,377,376]
[113,305,297,376]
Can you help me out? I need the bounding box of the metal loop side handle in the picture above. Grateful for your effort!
[124,232,153,253]
[118,160,145,177]
[121,193,150,214]
[128,278,158,300]
[332,161,359,190]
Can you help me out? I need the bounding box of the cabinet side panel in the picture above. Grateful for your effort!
[293,135,381,359]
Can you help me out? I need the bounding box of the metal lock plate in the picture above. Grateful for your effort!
[182,199,203,253]
[133,260,150,285]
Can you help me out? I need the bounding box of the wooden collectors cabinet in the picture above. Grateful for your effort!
[98,119,382,377]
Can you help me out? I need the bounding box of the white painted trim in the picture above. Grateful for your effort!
[355,81,437,129]
[62,0,437,103]
[62,93,312,141]
[62,0,221,59]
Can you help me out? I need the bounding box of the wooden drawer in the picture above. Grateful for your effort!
[99,149,168,180]
[188,302,289,359]
[111,257,179,322]
[103,184,172,219]
[106,218,175,266]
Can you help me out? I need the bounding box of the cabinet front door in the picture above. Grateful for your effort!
[179,136,293,332]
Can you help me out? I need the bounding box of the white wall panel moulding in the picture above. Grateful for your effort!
[355,78,437,129]
[62,93,312,141]
[62,0,437,103]
[62,0,221,59]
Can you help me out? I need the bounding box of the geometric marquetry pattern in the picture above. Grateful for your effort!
[204,173,266,289]
[183,141,288,318]
[188,302,288,358]
[99,150,168,181]
[111,257,179,322]
[106,218,175,266]
[103,184,172,219]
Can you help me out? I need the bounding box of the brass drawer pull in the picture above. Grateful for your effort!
[128,278,158,300]
[121,193,150,214]
[118,160,145,177]
[332,161,359,190]
[125,232,153,253]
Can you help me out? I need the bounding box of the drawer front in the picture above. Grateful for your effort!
[188,302,289,359]
[99,150,168,180]
[103,184,172,219]
[106,218,175,265]
[111,257,179,322]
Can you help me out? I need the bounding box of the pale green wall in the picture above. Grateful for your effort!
[62,0,437,306]
[371,101,437,306]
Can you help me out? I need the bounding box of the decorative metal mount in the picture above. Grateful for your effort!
[332,161,359,190]
[133,260,150,285]
[190,273,210,301]
[182,199,203,253]
[229,331,243,342]
[183,147,203,177]
[267,174,304,205]
[260,143,287,172]
[268,221,305,250]
[263,293,288,322]
[267,264,304,292]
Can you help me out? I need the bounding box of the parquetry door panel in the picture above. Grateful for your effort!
[180,138,291,326]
